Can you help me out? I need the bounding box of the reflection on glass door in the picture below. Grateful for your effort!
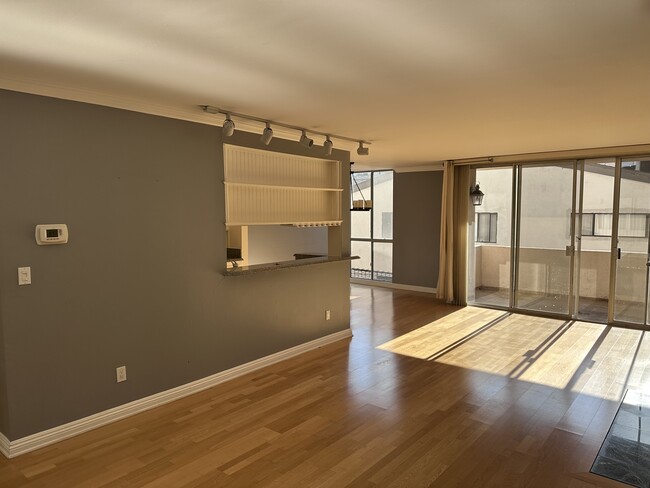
[515,163,576,315]
[575,160,616,323]
[614,158,650,325]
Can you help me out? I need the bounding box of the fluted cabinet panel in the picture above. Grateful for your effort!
[224,145,342,226]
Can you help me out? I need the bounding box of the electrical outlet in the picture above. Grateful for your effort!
[116,366,127,383]
[325,310,331,320]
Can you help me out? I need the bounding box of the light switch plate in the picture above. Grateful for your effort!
[18,267,31,285]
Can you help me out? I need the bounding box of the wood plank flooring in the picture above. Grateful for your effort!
[1,284,648,487]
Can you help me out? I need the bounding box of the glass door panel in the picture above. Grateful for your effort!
[576,160,615,322]
[614,158,650,324]
[515,163,575,314]
[468,166,513,308]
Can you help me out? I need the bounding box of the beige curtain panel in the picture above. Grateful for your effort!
[437,162,470,305]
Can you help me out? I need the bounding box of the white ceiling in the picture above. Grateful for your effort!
[1,0,650,169]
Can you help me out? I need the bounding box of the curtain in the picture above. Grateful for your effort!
[437,162,470,305]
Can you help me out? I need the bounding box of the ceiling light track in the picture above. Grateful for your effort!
[200,105,371,156]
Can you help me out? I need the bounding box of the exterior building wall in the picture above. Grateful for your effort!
[470,163,649,300]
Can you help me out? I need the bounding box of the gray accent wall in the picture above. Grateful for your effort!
[392,171,443,288]
[0,89,351,440]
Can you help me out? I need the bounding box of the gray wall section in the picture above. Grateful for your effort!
[392,171,443,288]
[0,89,351,440]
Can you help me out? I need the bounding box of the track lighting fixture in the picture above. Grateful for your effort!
[323,136,333,156]
[200,105,370,155]
[260,122,273,145]
[222,114,235,137]
[299,130,314,148]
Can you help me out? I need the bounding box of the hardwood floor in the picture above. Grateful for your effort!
[2,284,648,487]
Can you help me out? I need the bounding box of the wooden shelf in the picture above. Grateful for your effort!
[226,221,342,227]
[224,145,342,226]
[225,182,343,192]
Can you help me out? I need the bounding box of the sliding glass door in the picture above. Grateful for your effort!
[468,156,650,327]
[514,162,576,315]
[468,166,513,308]
[574,160,616,323]
[613,159,650,325]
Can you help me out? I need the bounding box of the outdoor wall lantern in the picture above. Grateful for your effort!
[470,183,484,206]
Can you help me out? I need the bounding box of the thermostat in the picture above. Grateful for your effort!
[35,224,69,245]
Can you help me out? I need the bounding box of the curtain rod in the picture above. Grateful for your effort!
[449,143,650,166]
[448,157,494,166]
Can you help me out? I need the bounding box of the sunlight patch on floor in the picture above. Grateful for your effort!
[378,307,650,401]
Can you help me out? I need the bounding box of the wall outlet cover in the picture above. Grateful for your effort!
[116,366,127,383]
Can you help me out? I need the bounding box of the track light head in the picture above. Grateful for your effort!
[222,114,235,137]
[300,130,314,148]
[323,136,333,156]
[357,142,369,156]
[260,122,273,145]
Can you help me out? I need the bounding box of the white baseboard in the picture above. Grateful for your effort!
[0,433,9,459]
[350,278,437,295]
[1,328,352,458]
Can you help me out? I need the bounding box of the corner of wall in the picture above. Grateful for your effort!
[0,259,11,441]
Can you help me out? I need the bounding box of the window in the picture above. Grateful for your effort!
[381,212,393,239]
[581,213,595,236]
[582,213,648,238]
[351,171,394,281]
[594,214,613,237]
[476,212,497,243]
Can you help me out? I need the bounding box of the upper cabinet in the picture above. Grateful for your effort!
[224,145,342,226]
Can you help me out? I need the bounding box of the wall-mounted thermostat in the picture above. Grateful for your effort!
[35,224,69,245]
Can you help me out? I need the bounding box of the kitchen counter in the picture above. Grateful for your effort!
[223,255,359,276]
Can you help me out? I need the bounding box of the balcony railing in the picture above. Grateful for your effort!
[351,268,392,282]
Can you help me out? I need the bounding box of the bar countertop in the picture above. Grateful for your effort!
[223,255,359,276]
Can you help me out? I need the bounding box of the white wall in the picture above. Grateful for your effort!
[247,225,328,265]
